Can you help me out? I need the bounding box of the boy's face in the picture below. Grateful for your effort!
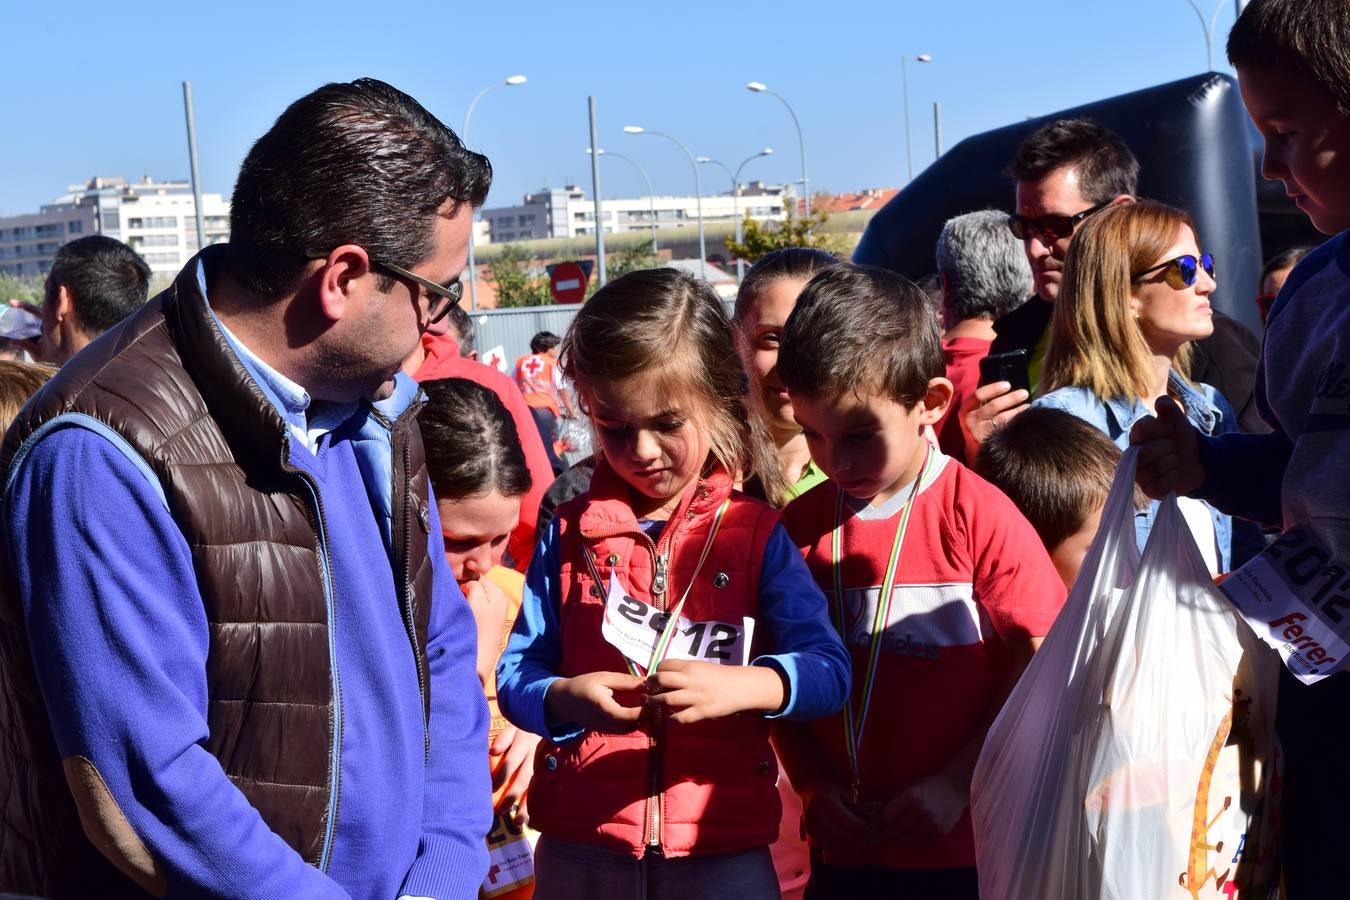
[1239,63,1350,235]
[1049,505,1103,591]
[791,381,948,505]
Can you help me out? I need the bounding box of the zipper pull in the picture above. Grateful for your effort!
[653,552,668,597]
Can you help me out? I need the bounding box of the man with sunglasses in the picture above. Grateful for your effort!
[0,79,494,898]
[957,119,1137,459]
[961,118,1268,455]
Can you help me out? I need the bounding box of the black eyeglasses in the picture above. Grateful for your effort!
[370,258,463,325]
[1007,200,1112,242]
[1132,253,1216,290]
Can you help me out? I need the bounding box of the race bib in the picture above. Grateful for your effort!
[600,572,753,669]
[482,808,535,898]
[1220,527,1350,683]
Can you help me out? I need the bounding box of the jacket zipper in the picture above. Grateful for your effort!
[284,459,343,873]
[393,433,430,758]
[587,521,679,853]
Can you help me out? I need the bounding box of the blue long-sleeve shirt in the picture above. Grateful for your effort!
[496,519,850,743]
[1192,232,1345,535]
[4,296,490,897]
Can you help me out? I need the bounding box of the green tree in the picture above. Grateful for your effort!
[724,209,852,263]
[487,243,553,308]
[0,273,43,309]
[604,242,659,280]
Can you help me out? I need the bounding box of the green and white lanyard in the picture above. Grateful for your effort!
[587,497,733,677]
[830,447,935,802]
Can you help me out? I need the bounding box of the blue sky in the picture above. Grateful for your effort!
[0,0,1245,216]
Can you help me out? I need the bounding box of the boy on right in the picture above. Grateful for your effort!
[773,264,1065,898]
[1132,0,1350,892]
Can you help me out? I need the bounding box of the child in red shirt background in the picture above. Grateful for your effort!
[772,264,1067,898]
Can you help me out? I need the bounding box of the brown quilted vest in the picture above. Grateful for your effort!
[0,248,435,897]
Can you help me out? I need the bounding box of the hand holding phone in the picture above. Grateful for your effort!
[978,350,1031,393]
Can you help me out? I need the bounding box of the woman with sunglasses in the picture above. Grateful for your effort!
[1031,200,1236,575]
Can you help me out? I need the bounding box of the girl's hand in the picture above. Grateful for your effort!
[545,671,647,733]
[644,659,786,725]
[491,725,541,828]
[461,577,509,688]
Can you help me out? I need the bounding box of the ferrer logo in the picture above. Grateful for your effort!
[1267,612,1339,670]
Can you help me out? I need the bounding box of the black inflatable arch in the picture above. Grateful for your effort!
[853,73,1267,332]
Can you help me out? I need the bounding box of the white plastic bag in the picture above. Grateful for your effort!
[971,448,1281,900]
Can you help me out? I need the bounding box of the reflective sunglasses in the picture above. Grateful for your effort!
[1132,252,1216,290]
[1007,200,1111,242]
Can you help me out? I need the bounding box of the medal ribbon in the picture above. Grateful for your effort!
[587,497,733,676]
[831,447,935,798]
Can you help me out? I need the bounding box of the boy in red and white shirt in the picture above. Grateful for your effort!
[772,264,1066,898]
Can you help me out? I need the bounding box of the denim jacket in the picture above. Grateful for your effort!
[1033,372,1236,572]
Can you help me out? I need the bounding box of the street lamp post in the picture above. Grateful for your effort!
[624,125,706,269]
[698,149,773,282]
[747,82,809,216]
[901,54,932,182]
[462,74,527,310]
[588,148,658,255]
[1183,0,1227,71]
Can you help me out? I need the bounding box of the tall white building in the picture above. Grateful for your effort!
[0,176,230,279]
[482,182,790,244]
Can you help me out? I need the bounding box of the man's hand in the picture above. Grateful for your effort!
[960,381,1030,461]
[644,659,785,725]
[1130,396,1204,499]
[878,773,967,846]
[491,725,541,828]
[544,671,646,733]
[800,781,871,851]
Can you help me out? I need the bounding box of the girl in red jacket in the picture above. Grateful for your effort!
[496,268,850,900]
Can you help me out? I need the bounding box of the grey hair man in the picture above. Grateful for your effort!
[933,209,1033,460]
[935,209,1032,334]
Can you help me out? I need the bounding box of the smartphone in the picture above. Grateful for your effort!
[978,349,1031,393]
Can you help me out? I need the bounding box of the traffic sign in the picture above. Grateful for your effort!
[547,260,594,304]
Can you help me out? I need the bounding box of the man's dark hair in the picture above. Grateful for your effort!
[419,377,532,502]
[1005,118,1139,204]
[445,305,476,357]
[1228,0,1350,114]
[530,331,560,354]
[778,263,943,405]
[45,235,151,335]
[975,407,1138,550]
[228,77,492,300]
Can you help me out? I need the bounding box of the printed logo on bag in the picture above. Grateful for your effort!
[600,572,753,667]
[838,583,982,659]
[1221,527,1350,682]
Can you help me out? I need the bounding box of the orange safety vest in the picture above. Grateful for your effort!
[514,353,559,415]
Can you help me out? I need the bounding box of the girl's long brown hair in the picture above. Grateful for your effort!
[1042,200,1198,402]
[562,267,787,503]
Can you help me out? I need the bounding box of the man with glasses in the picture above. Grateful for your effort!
[959,119,1138,458]
[0,79,494,898]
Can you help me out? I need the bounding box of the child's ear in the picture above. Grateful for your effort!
[917,377,954,425]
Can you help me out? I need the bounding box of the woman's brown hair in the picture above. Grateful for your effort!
[0,361,56,433]
[1042,200,1198,402]
[562,267,786,502]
